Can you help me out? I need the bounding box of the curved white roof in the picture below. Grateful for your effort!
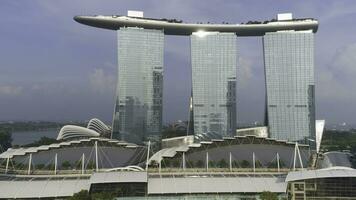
[57,125,100,140]
[87,118,111,135]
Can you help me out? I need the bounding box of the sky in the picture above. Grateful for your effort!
[0,0,356,126]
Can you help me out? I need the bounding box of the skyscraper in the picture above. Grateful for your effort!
[112,28,164,142]
[191,32,237,137]
[263,31,315,143]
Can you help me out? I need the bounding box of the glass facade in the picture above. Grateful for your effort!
[112,28,164,143]
[263,31,315,143]
[191,32,237,137]
[288,178,356,200]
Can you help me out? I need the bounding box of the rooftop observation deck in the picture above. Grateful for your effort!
[73,15,319,36]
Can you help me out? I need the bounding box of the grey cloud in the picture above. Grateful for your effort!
[332,43,356,77]
[89,68,116,94]
[0,85,23,96]
[237,57,253,88]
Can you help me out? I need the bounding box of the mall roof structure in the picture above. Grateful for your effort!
[318,151,354,169]
[150,135,310,168]
[0,137,138,159]
[286,168,356,182]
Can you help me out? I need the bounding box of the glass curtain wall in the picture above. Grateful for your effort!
[191,32,237,137]
[263,31,315,143]
[112,28,164,143]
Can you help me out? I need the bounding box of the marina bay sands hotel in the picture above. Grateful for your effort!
[74,11,318,145]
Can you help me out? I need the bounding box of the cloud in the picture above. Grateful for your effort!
[89,68,116,94]
[318,42,356,101]
[237,57,253,88]
[0,85,23,96]
[331,43,356,78]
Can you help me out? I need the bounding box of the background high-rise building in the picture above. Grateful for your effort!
[263,31,315,143]
[190,32,237,137]
[112,28,164,142]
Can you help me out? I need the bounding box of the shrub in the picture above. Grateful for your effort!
[240,160,250,168]
[217,159,228,168]
[260,191,278,200]
[61,160,71,169]
[196,160,204,168]
[69,190,90,200]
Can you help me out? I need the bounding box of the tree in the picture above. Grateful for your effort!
[161,158,171,168]
[172,159,180,168]
[240,160,250,168]
[87,161,95,169]
[69,190,91,200]
[186,160,195,168]
[0,129,12,152]
[161,124,187,139]
[46,163,54,170]
[23,137,57,147]
[232,160,239,168]
[91,192,116,200]
[196,160,204,168]
[217,159,228,168]
[15,162,25,170]
[61,160,71,169]
[268,159,285,169]
[255,160,263,168]
[70,190,117,200]
[208,160,216,168]
[35,164,45,170]
[260,191,278,200]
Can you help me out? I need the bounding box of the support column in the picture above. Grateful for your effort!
[28,154,32,175]
[81,153,85,174]
[95,141,99,172]
[252,152,256,173]
[206,151,209,172]
[229,152,232,172]
[277,152,280,172]
[296,143,304,169]
[159,159,161,174]
[5,157,10,174]
[54,153,57,175]
[182,152,186,171]
[146,141,151,171]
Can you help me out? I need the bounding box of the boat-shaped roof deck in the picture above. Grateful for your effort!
[74,15,318,36]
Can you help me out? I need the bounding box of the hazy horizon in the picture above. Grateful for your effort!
[1,1,356,126]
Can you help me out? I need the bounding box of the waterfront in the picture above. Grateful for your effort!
[11,129,58,146]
